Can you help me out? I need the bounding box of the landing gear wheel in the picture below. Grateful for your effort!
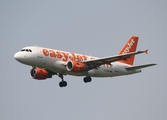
[59,81,67,87]
[63,81,67,87]
[83,77,88,83]
[58,73,67,87]
[59,81,63,87]
[83,76,92,83]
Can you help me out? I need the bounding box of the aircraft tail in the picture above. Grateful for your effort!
[126,64,157,71]
[118,36,139,65]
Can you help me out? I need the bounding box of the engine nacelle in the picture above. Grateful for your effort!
[30,68,52,80]
[66,61,86,72]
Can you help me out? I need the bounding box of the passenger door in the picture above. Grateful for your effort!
[36,47,45,66]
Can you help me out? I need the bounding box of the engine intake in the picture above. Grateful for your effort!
[30,68,52,80]
[66,61,86,72]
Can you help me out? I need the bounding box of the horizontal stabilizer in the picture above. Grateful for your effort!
[126,64,157,71]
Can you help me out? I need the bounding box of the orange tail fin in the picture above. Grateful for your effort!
[118,36,139,65]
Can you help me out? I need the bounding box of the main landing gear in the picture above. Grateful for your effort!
[58,74,92,87]
[83,76,92,83]
[58,74,67,87]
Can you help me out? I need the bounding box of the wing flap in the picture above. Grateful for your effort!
[126,64,157,71]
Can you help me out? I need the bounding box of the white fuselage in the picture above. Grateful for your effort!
[14,46,141,78]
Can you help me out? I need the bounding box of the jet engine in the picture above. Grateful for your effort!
[66,61,86,72]
[30,68,52,80]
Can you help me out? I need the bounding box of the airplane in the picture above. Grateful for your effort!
[14,36,156,87]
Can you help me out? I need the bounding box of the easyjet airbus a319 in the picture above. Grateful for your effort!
[14,36,156,87]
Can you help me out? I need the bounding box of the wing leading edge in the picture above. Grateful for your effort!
[83,50,148,70]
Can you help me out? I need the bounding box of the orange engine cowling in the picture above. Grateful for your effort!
[30,68,52,80]
[66,61,86,72]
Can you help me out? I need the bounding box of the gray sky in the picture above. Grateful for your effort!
[1,0,166,120]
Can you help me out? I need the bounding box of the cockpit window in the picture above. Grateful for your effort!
[21,49,32,52]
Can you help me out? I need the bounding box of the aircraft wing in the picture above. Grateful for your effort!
[83,50,148,70]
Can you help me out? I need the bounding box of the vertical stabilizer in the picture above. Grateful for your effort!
[118,36,138,65]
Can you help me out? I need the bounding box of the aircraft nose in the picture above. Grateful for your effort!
[14,52,22,61]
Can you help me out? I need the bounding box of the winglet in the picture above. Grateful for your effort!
[145,49,148,54]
